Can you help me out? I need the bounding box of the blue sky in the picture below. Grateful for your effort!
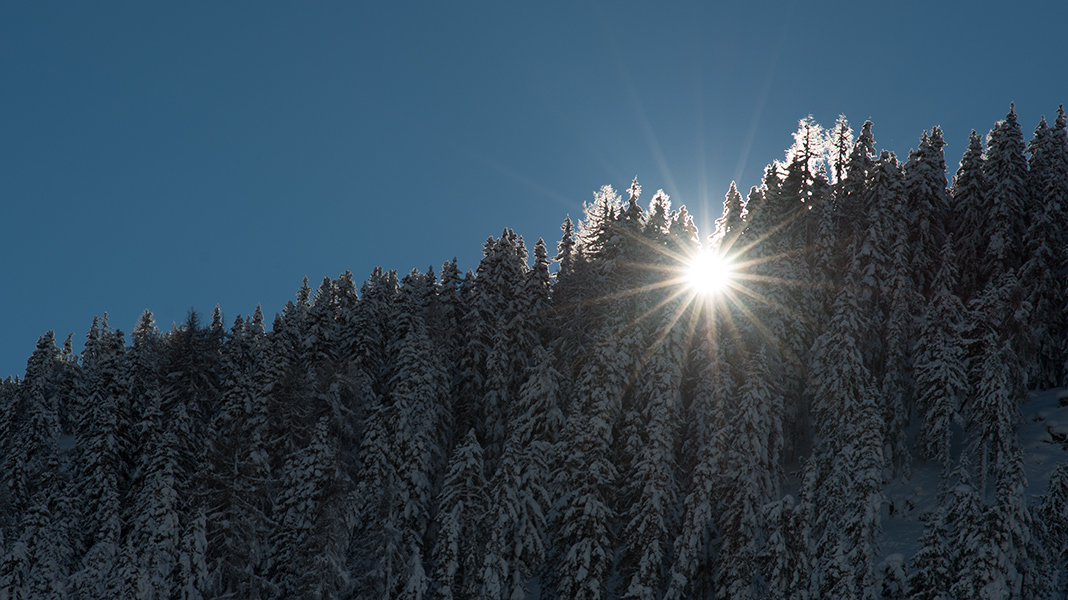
[2,1,1066,377]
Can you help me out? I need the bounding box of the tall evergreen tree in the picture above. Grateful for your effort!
[69,323,130,599]
[711,181,746,254]
[966,273,1026,493]
[550,331,624,600]
[619,310,684,600]
[981,104,1030,275]
[1039,462,1068,596]
[267,417,348,600]
[903,127,950,299]
[433,429,486,600]
[951,130,989,300]
[908,508,952,600]
[356,270,449,599]
[479,345,559,600]
[913,243,969,498]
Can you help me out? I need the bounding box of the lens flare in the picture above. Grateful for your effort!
[685,251,735,295]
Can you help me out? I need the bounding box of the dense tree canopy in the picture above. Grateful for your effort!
[2,105,1067,600]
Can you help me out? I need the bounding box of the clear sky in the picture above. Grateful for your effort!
[2,1,1066,377]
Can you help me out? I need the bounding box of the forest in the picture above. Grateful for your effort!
[2,104,1068,600]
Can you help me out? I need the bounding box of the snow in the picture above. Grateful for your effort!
[873,387,1068,563]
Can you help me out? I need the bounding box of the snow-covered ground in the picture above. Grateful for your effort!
[879,387,1068,561]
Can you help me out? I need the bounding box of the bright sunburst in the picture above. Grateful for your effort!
[684,251,735,296]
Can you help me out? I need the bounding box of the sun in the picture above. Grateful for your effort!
[685,251,735,295]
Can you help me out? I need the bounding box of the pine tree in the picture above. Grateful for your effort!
[818,386,885,600]
[881,181,918,479]
[0,485,75,600]
[555,215,577,282]
[4,333,63,518]
[951,130,989,300]
[177,506,209,600]
[716,348,777,600]
[1018,195,1062,388]
[1019,112,1067,388]
[356,270,449,599]
[267,417,348,600]
[903,127,950,299]
[809,274,875,456]
[829,115,854,185]
[619,313,684,600]
[202,310,272,600]
[479,345,559,600]
[966,274,1026,493]
[551,331,623,600]
[711,181,746,253]
[981,104,1030,275]
[835,120,876,261]
[908,508,951,600]
[69,323,130,599]
[913,244,969,499]
[758,494,809,600]
[853,150,906,375]
[664,438,719,600]
[0,334,73,599]
[125,394,184,600]
[948,470,992,600]
[992,450,1041,600]
[1038,462,1068,596]
[432,429,487,600]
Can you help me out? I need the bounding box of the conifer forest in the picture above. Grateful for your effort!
[4,104,1068,600]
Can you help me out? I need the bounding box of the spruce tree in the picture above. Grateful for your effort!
[479,345,559,600]
[948,467,990,600]
[1038,462,1068,596]
[758,494,808,600]
[903,128,950,299]
[908,508,952,600]
[878,555,909,600]
[711,181,746,253]
[125,394,184,600]
[951,131,989,300]
[267,417,348,600]
[981,104,1030,275]
[432,429,487,600]
[913,243,968,498]
[619,311,684,600]
[550,331,623,600]
[69,323,130,600]
[836,120,876,260]
[966,274,1026,493]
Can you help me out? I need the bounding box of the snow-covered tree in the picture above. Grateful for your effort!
[908,508,951,600]
[69,323,130,599]
[878,554,909,600]
[1038,462,1068,596]
[433,429,486,600]
[913,244,969,498]
[981,104,1030,275]
[267,417,348,600]
[479,345,559,600]
[903,127,950,299]
[758,494,808,600]
[711,181,746,253]
[550,331,623,600]
[966,273,1026,493]
[951,130,989,301]
[619,313,684,600]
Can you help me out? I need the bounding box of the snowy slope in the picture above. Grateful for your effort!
[879,387,1068,561]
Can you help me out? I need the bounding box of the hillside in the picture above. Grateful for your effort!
[2,107,1068,600]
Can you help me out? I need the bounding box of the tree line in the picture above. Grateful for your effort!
[2,104,1067,600]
